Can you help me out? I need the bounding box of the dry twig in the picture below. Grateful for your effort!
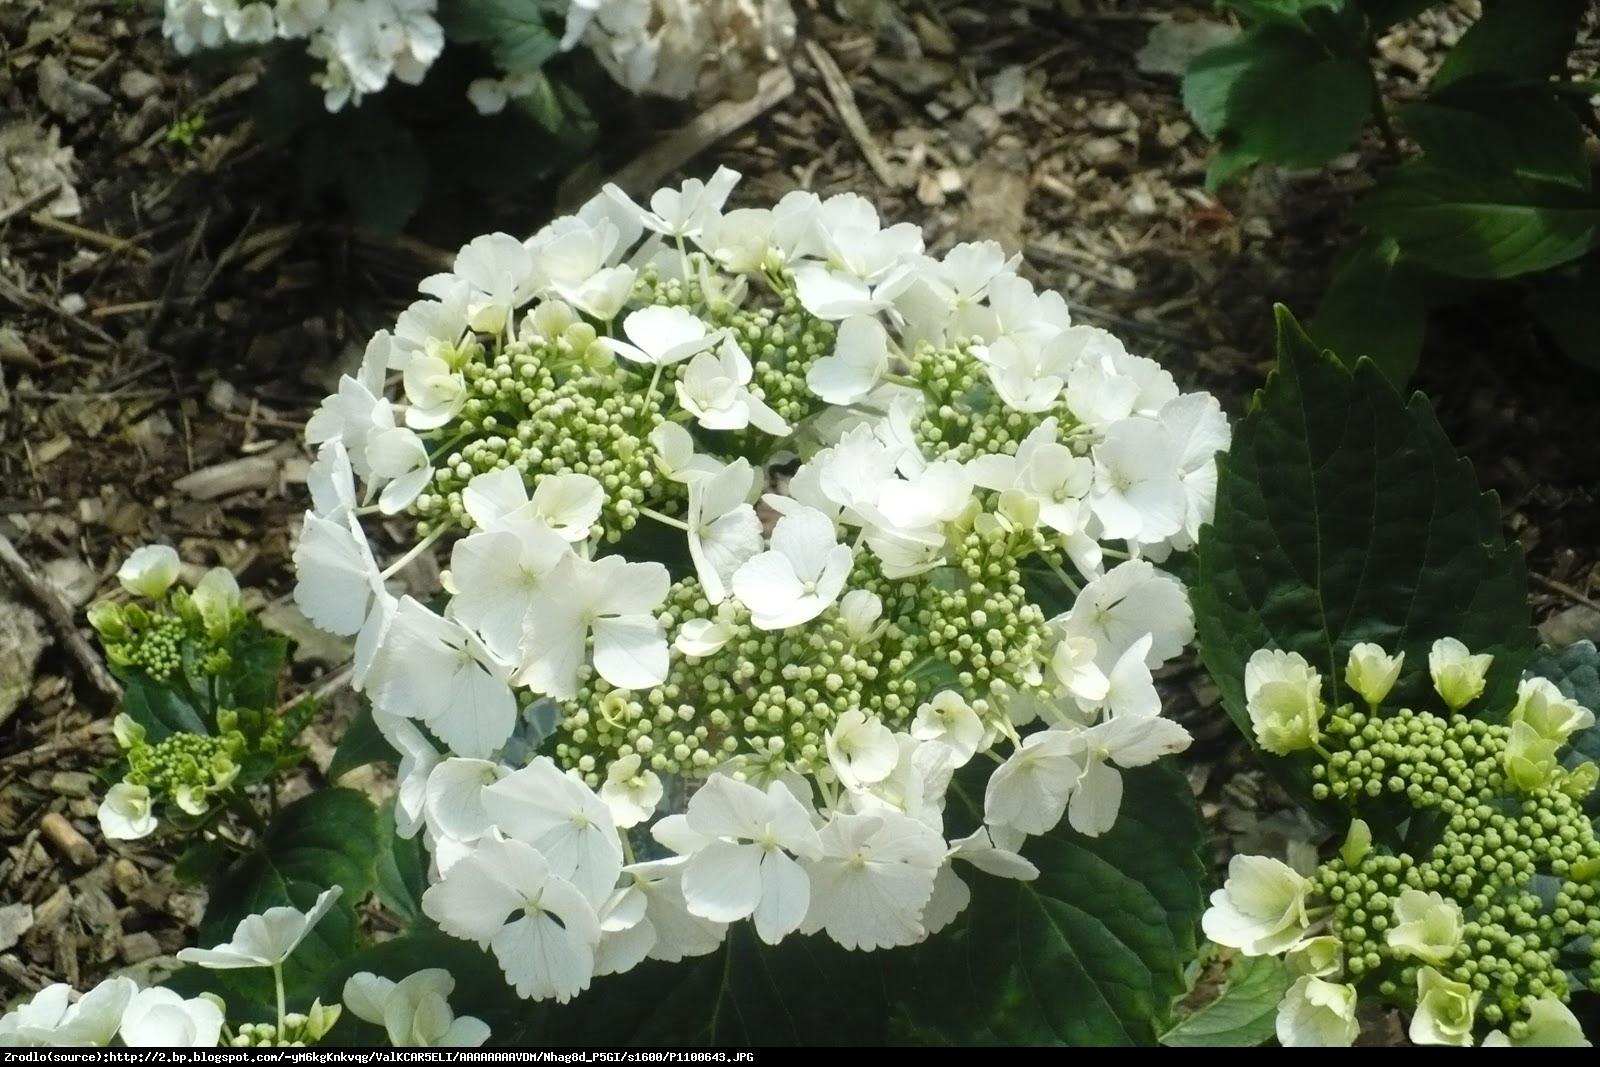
[0,532,122,705]
[804,41,898,189]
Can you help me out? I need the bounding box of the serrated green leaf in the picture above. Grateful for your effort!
[1358,163,1600,280]
[1402,81,1591,190]
[1193,307,1532,747]
[219,619,286,711]
[892,760,1208,1045]
[327,699,398,782]
[1433,0,1588,89]
[440,0,564,73]
[117,671,208,741]
[1183,25,1371,187]
[201,789,379,1005]
[1308,235,1428,386]
[173,838,234,886]
[1160,953,1290,1047]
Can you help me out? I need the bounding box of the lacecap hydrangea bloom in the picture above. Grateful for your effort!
[1210,639,1599,1047]
[294,166,1229,1003]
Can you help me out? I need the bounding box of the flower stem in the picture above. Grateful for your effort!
[273,961,286,1038]
[380,521,453,581]
[639,506,689,532]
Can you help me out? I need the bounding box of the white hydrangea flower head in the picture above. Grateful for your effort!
[289,167,1227,999]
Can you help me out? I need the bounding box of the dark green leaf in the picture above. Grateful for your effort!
[1308,234,1428,386]
[1433,0,1588,89]
[117,671,208,740]
[1403,81,1591,189]
[1526,256,1600,369]
[1183,26,1371,187]
[327,699,398,782]
[322,924,891,1047]
[1160,953,1290,1047]
[372,800,428,927]
[440,0,564,73]
[1193,307,1532,745]
[201,788,379,1005]
[1358,164,1600,279]
[892,760,1208,1045]
[218,618,287,711]
[173,838,234,886]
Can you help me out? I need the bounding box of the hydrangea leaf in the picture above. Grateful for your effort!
[1432,0,1589,90]
[891,760,1208,1045]
[373,799,429,928]
[327,698,400,782]
[116,671,207,741]
[320,926,891,1047]
[1160,953,1289,1048]
[1358,164,1600,280]
[1193,306,1532,742]
[197,788,379,1006]
[216,618,287,711]
[439,0,564,73]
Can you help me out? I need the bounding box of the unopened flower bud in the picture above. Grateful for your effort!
[117,545,181,599]
[1428,638,1492,711]
[1344,643,1403,706]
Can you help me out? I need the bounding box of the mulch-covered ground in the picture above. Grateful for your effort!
[1,0,1597,1015]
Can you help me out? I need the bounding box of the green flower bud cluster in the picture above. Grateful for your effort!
[908,337,1081,463]
[93,596,237,684]
[124,729,243,817]
[712,293,835,437]
[1301,686,1600,1033]
[552,536,1051,787]
[410,331,662,541]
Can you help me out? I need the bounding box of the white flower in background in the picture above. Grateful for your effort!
[117,545,181,599]
[178,887,342,970]
[343,969,490,1047]
[1385,889,1463,966]
[423,835,601,1003]
[0,975,136,1046]
[1428,637,1492,711]
[1201,854,1313,956]
[98,782,158,841]
[1410,965,1480,1047]
[118,988,223,1048]
[1344,642,1404,706]
[1244,648,1325,756]
[732,507,852,630]
[1276,976,1359,1048]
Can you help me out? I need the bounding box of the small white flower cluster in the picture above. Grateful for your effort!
[162,0,444,112]
[574,0,796,100]
[294,166,1228,1003]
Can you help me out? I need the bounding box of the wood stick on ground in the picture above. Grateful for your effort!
[1532,572,1600,615]
[0,532,122,705]
[803,41,898,189]
[557,64,796,210]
